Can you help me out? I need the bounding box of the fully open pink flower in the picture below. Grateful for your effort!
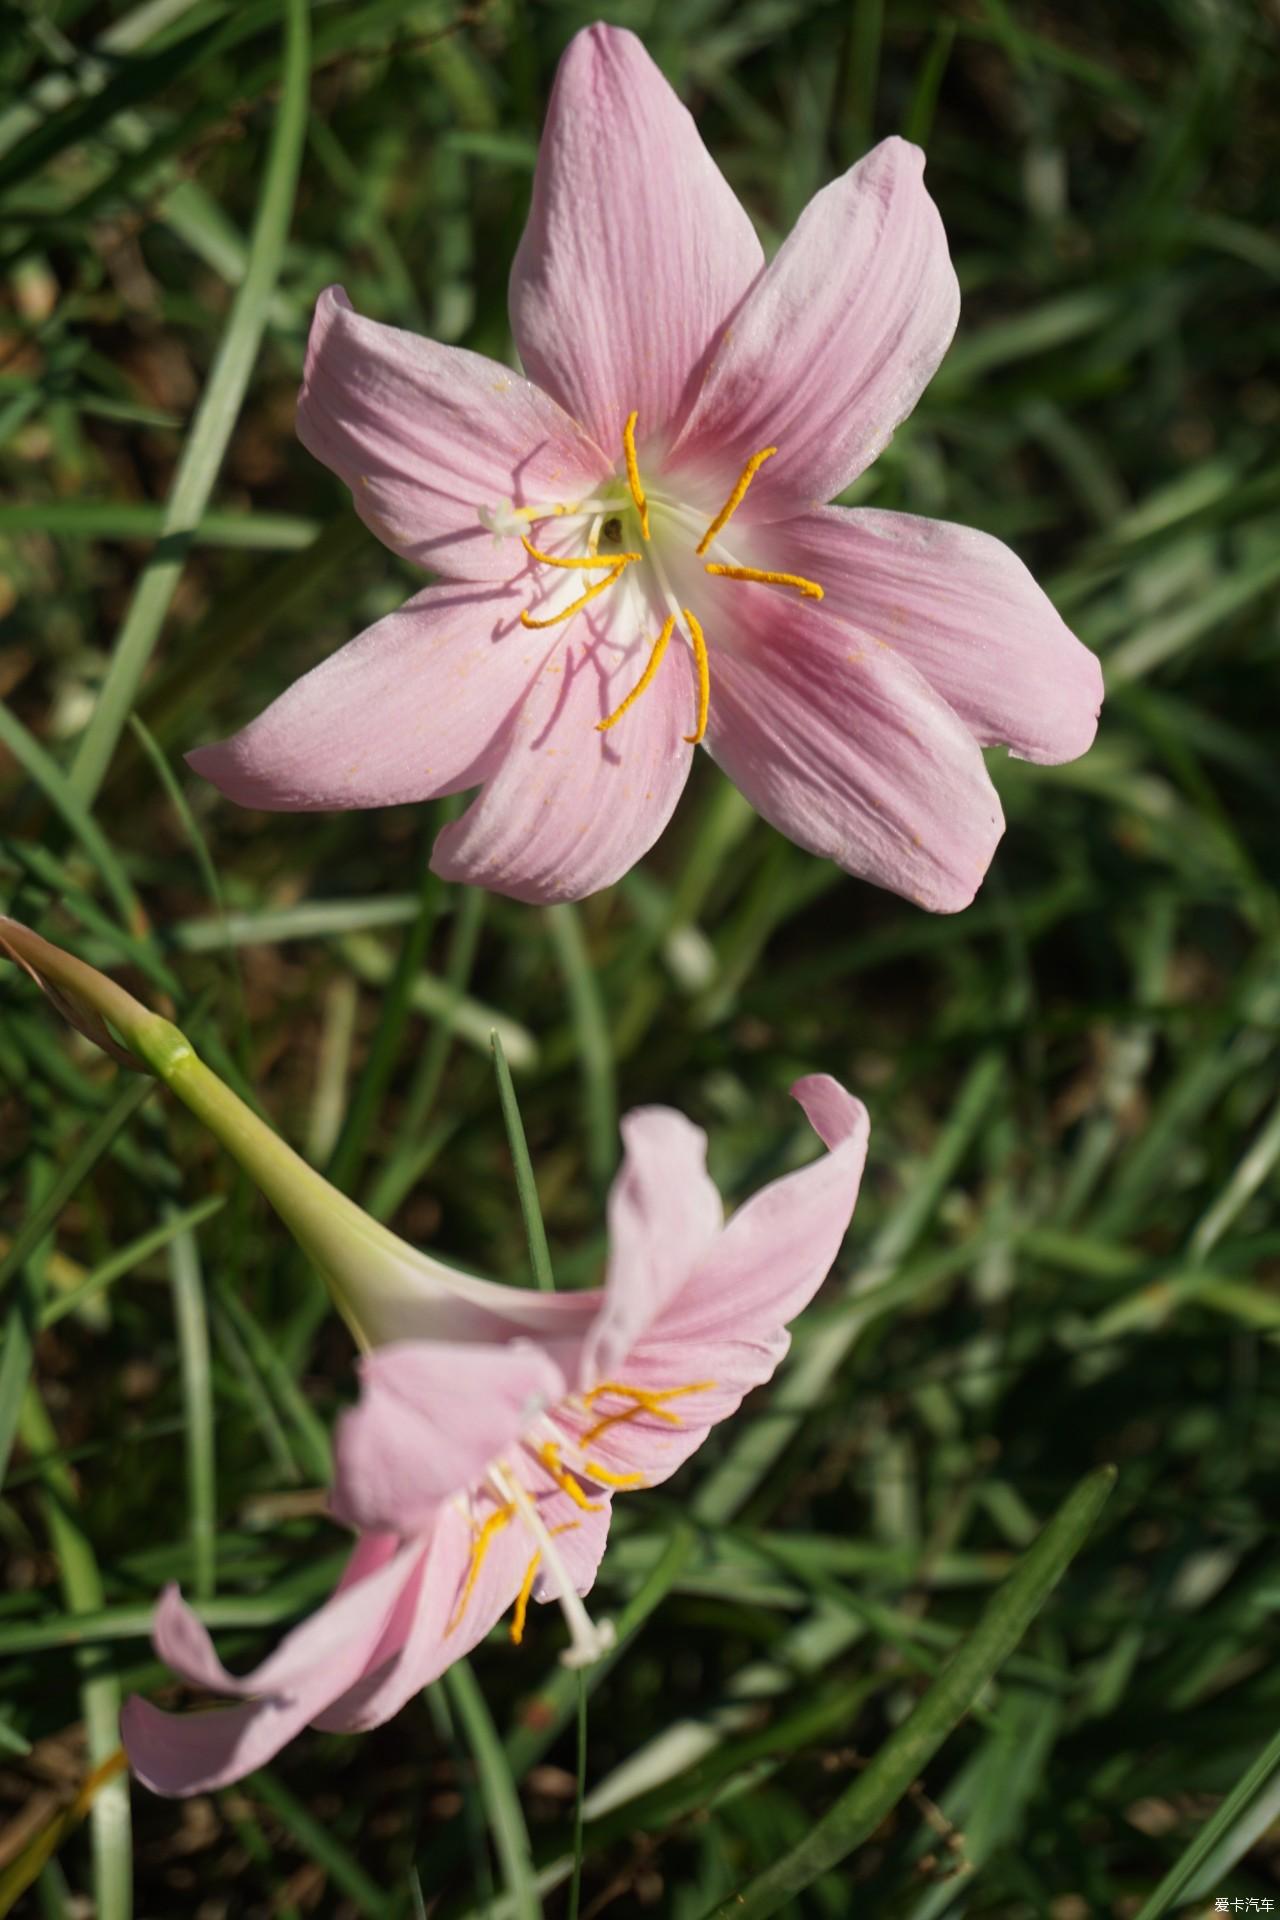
[122,1076,867,1796]
[188,24,1101,910]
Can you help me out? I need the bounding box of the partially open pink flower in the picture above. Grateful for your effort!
[188,24,1101,910]
[122,1076,868,1795]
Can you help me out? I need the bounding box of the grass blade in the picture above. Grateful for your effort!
[701,1466,1117,1918]
[491,1028,554,1291]
[67,0,311,803]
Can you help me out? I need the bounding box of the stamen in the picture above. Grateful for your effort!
[520,556,636,631]
[580,1381,715,1446]
[682,607,710,745]
[492,1466,616,1670]
[696,447,777,555]
[537,1440,603,1512]
[510,1551,540,1645]
[522,536,641,573]
[596,615,675,734]
[622,411,650,540]
[509,1522,579,1647]
[704,563,824,601]
[447,1502,514,1635]
[583,1460,646,1488]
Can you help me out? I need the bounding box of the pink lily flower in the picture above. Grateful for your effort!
[122,1076,868,1796]
[187,24,1102,912]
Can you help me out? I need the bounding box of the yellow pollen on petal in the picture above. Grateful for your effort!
[596,614,675,733]
[696,446,777,555]
[520,556,636,630]
[522,536,641,572]
[682,607,710,745]
[622,410,650,540]
[447,1502,514,1635]
[704,562,824,600]
[538,1440,603,1512]
[580,1381,716,1447]
[508,1522,579,1647]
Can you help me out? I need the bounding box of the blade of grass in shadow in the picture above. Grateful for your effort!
[327,846,445,1196]
[700,1466,1117,1919]
[0,704,142,929]
[167,1209,217,1602]
[67,0,311,803]
[492,1029,554,1291]
[546,903,616,1191]
[40,1193,224,1328]
[244,1768,393,1920]
[0,1079,155,1483]
[1131,1721,1280,1920]
[443,1662,542,1920]
[19,1389,132,1920]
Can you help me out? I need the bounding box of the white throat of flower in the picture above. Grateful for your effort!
[482,411,826,746]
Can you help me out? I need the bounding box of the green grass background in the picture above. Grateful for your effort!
[2,0,1279,1914]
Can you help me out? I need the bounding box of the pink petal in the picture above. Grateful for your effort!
[298,286,609,581]
[757,507,1103,764]
[121,1542,426,1796]
[702,585,1005,912]
[318,1492,610,1732]
[331,1340,567,1535]
[187,579,556,811]
[430,593,697,903]
[579,1107,724,1389]
[510,25,763,453]
[667,138,958,517]
[564,1078,869,1486]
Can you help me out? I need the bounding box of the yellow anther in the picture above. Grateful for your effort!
[704,562,824,601]
[682,607,710,745]
[507,1522,578,1647]
[520,556,636,631]
[696,446,777,555]
[510,1550,540,1645]
[596,615,675,734]
[584,1460,646,1488]
[522,536,641,572]
[622,410,650,540]
[538,1440,603,1512]
[580,1381,715,1446]
[447,1502,514,1635]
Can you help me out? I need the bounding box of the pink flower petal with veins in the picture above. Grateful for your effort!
[297,286,609,581]
[509,24,764,453]
[430,592,697,904]
[702,584,1005,913]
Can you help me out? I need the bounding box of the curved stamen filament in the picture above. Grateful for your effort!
[522,536,640,572]
[622,411,650,540]
[520,555,637,631]
[581,1380,715,1446]
[682,608,710,745]
[510,1551,540,1645]
[583,1459,646,1488]
[537,1440,602,1512]
[448,1501,514,1635]
[509,1520,580,1647]
[492,1466,616,1669]
[696,447,777,555]
[705,562,824,601]
[597,615,675,734]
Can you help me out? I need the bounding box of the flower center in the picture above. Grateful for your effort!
[444,1377,715,1663]
[488,413,825,748]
